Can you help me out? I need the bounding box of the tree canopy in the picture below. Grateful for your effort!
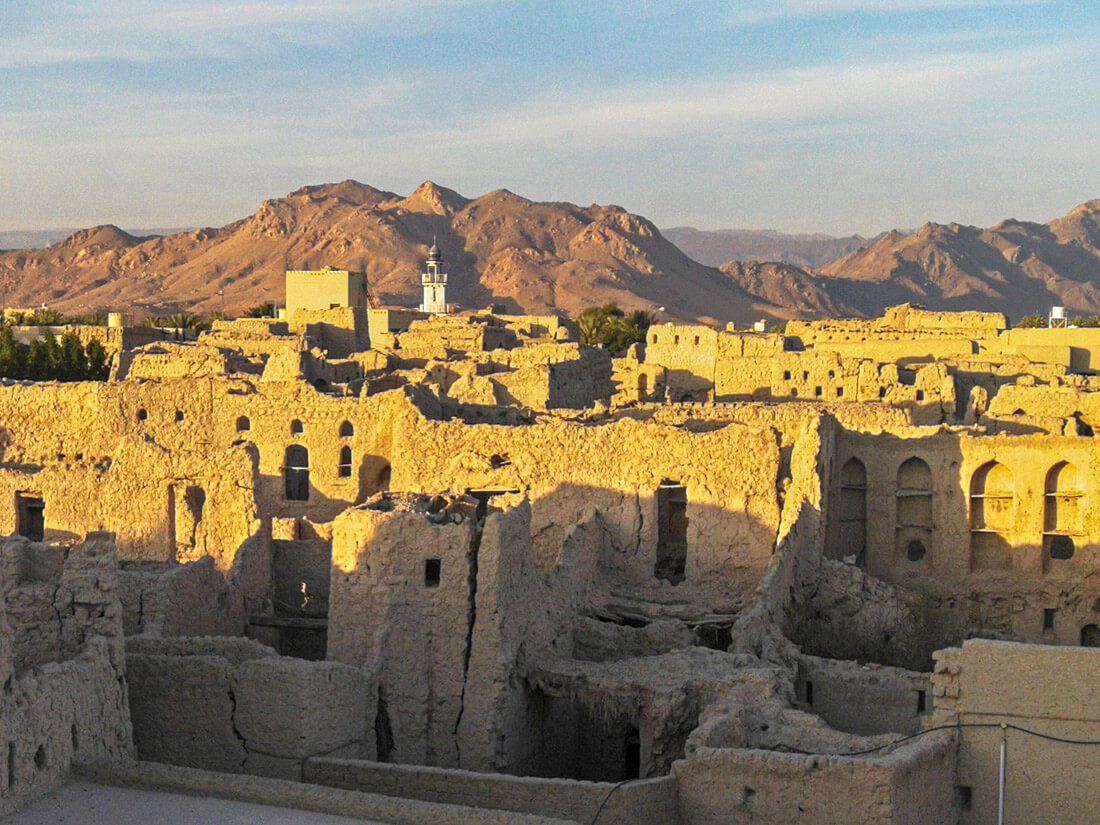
[0,327,110,382]
[577,303,655,353]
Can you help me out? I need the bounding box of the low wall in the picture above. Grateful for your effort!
[303,757,677,825]
[76,760,577,825]
[932,639,1100,825]
[125,636,364,779]
[673,730,956,825]
[799,655,931,735]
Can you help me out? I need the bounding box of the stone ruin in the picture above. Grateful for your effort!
[5,301,1100,823]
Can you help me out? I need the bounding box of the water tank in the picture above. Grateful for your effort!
[1051,306,1066,320]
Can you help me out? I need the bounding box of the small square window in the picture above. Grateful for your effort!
[424,558,441,588]
[814,386,822,397]
[802,371,809,381]
[836,387,844,397]
[916,390,925,401]
[783,370,791,380]
[175,410,184,422]
[879,387,887,399]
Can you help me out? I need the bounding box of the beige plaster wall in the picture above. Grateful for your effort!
[931,639,1100,825]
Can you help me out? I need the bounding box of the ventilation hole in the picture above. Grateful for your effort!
[136,408,148,422]
[907,540,927,562]
[174,410,184,421]
[1048,534,1075,560]
[71,725,79,752]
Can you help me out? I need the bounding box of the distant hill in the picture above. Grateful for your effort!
[0,228,191,251]
[816,200,1100,318]
[662,227,877,269]
[0,181,802,324]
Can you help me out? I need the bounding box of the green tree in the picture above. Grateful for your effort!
[1015,314,1047,328]
[162,312,201,329]
[59,331,87,380]
[0,325,27,379]
[26,337,51,379]
[577,303,654,354]
[85,339,109,380]
[244,302,276,318]
[28,307,64,326]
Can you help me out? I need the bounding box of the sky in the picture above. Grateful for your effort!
[1,0,1097,236]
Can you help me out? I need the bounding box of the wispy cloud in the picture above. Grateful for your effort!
[423,41,1085,147]
[723,0,1047,25]
[0,0,499,68]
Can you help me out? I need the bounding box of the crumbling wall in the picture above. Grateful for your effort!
[0,532,133,818]
[392,409,783,602]
[119,557,246,637]
[328,499,477,767]
[125,635,364,780]
[675,667,956,825]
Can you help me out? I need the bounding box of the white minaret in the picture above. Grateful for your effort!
[420,239,448,314]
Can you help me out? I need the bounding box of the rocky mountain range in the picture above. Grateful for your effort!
[1,180,1097,324]
[663,227,875,269]
[0,181,790,324]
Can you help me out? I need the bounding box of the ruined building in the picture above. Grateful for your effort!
[6,291,1100,824]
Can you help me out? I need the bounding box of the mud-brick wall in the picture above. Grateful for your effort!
[0,533,126,672]
[304,758,679,825]
[125,636,364,780]
[0,533,134,818]
[328,507,475,768]
[392,411,783,596]
[673,732,956,825]
[932,639,1100,825]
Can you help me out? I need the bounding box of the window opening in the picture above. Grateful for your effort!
[1043,461,1082,568]
[655,481,688,584]
[236,416,251,432]
[290,419,304,435]
[338,446,353,478]
[339,420,354,437]
[284,445,310,501]
[1043,608,1056,631]
[16,493,45,542]
[833,458,867,563]
[969,461,1014,572]
[424,558,441,587]
[896,458,933,564]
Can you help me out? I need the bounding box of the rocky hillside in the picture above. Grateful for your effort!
[0,181,798,324]
[816,200,1100,318]
[664,227,875,269]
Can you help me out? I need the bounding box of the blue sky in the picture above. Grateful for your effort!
[1,0,1097,235]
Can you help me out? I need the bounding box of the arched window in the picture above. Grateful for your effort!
[832,458,866,562]
[970,461,1014,571]
[284,445,310,501]
[1044,461,1082,565]
[339,420,354,438]
[338,446,352,478]
[290,419,304,435]
[236,416,251,432]
[897,458,933,563]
